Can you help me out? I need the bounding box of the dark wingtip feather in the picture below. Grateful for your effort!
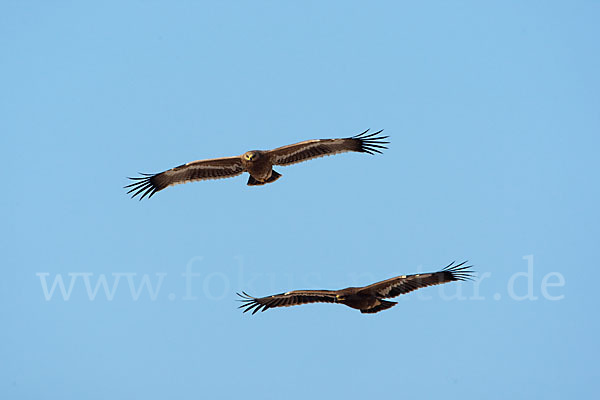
[124,173,160,200]
[351,129,389,154]
[236,292,264,314]
[442,261,475,281]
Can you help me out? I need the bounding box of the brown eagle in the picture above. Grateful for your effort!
[238,261,473,314]
[125,129,388,199]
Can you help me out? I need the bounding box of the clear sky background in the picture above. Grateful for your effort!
[1,1,599,399]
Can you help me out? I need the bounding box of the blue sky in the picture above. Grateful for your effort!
[1,1,599,399]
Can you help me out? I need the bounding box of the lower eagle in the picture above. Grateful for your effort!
[125,129,388,200]
[238,262,474,314]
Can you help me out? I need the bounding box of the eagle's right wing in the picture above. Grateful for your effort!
[269,129,388,166]
[358,261,474,299]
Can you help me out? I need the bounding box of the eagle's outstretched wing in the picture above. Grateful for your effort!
[269,129,389,166]
[358,261,474,299]
[237,262,474,315]
[125,156,244,200]
[237,290,338,314]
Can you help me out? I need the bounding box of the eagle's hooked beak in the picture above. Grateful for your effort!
[245,153,254,161]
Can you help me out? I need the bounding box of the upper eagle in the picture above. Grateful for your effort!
[125,129,388,199]
[238,261,474,315]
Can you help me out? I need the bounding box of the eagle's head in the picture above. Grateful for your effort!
[243,151,260,161]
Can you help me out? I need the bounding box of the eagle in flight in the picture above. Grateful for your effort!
[238,262,474,314]
[125,129,388,200]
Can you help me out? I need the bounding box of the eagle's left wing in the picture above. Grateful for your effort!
[125,156,245,200]
[269,129,388,166]
[237,290,338,314]
[358,261,474,299]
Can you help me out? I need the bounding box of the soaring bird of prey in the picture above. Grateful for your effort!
[125,129,388,199]
[238,262,474,314]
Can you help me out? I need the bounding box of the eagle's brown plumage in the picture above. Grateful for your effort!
[125,129,388,200]
[237,261,474,314]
